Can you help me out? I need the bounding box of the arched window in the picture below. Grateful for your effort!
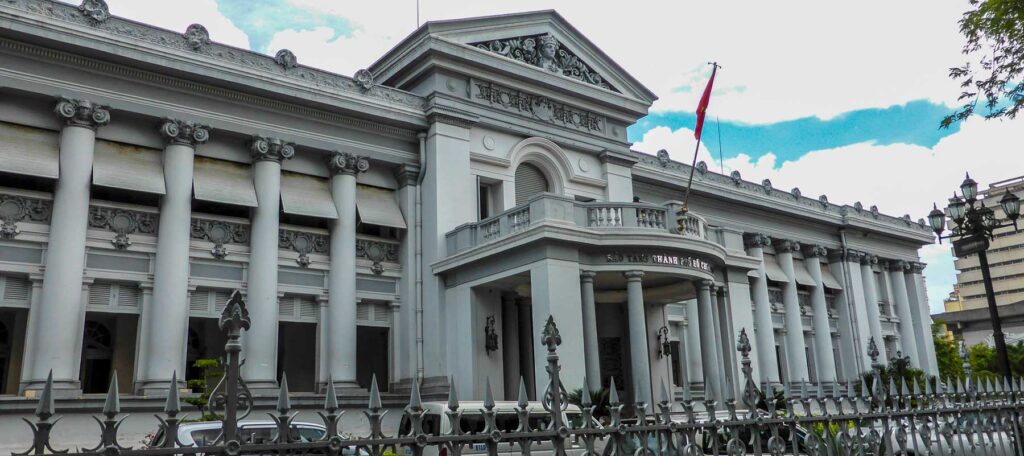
[514,163,550,206]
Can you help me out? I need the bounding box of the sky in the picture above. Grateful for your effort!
[78,0,1024,314]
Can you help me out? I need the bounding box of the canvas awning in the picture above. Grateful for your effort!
[762,254,789,283]
[280,172,337,219]
[92,140,166,194]
[0,122,59,179]
[193,157,258,207]
[356,184,406,229]
[820,264,845,290]
[793,259,818,287]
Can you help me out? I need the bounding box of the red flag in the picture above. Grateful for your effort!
[694,65,717,140]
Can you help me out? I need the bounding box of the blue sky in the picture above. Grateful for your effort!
[95,0,1024,314]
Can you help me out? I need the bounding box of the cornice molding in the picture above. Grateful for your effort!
[0,37,421,142]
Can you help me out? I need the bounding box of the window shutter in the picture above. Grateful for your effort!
[357,302,371,321]
[514,163,549,206]
[2,275,30,301]
[299,297,318,319]
[190,290,211,313]
[279,297,297,317]
[117,285,140,308]
[374,302,390,322]
[89,282,113,307]
[214,291,231,313]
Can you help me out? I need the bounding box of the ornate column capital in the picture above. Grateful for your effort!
[160,119,209,148]
[860,254,878,266]
[394,163,421,188]
[54,98,110,130]
[773,238,801,254]
[327,151,369,176]
[623,270,645,281]
[885,260,908,272]
[743,232,772,250]
[802,244,828,259]
[249,135,295,163]
[828,248,854,263]
[698,279,713,291]
[910,262,927,274]
[580,270,596,282]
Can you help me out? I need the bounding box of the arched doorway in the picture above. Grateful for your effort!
[514,163,550,206]
[80,320,113,393]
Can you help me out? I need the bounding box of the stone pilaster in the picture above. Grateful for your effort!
[743,233,779,384]
[887,260,920,367]
[803,244,837,383]
[860,254,887,364]
[773,239,810,384]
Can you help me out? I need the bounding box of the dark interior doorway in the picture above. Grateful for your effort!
[356,326,389,391]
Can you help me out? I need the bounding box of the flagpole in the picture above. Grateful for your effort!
[681,61,721,214]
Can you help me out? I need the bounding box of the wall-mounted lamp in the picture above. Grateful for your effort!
[485,316,499,354]
[657,325,671,358]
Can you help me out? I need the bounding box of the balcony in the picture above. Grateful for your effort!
[445,193,710,255]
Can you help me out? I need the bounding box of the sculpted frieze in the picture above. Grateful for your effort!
[88,206,158,249]
[470,79,604,133]
[0,195,51,239]
[191,219,249,259]
[470,33,619,93]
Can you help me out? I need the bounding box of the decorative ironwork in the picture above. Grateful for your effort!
[88,206,158,249]
[191,219,249,259]
[0,195,51,239]
[279,229,329,268]
[77,0,109,23]
[356,238,398,275]
[13,307,1024,456]
[469,33,619,92]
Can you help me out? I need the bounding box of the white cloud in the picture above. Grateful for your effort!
[635,116,1024,313]
[100,0,251,49]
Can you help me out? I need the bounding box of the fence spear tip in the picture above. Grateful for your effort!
[103,372,120,416]
[165,371,181,414]
[447,376,459,412]
[35,370,55,419]
[368,374,382,411]
[408,377,422,410]
[483,377,495,410]
[608,377,620,405]
[324,376,339,411]
[517,377,528,409]
[277,373,291,414]
[581,377,592,407]
[659,378,670,405]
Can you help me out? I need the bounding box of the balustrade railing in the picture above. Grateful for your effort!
[446,194,710,253]
[14,291,1024,456]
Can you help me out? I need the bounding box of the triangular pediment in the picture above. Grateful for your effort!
[370,10,657,107]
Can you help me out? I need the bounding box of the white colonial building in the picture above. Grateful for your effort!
[0,0,937,405]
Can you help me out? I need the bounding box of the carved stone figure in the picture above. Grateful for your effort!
[538,34,561,73]
[78,0,109,22]
[274,49,297,69]
[656,149,670,167]
[183,24,210,51]
[469,33,617,92]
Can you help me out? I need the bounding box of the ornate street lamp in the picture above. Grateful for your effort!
[929,172,1021,378]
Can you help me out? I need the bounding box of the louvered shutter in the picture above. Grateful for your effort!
[1,275,31,306]
[190,290,211,313]
[279,298,297,317]
[88,282,113,307]
[514,163,549,206]
[356,303,372,321]
[117,285,140,308]
[299,297,319,319]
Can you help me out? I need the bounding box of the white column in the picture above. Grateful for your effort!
[22,98,109,393]
[725,268,760,389]
[684,299,703,383]
[829,249,869,379]
[389,300,401,385]
[859,255,887,363]
[135,120,208,394]
[711,285,729,393]
[907,262,938,376]
[324,152,367,390]
[744,233,779,384]
[887,260,920,366]
[579,271,601,392]
[624,270,651,404]
[696,280,722,400]
[774,239,809,384]
[242,136,293,390]
[803,245,837,383]
[529,259,585,395]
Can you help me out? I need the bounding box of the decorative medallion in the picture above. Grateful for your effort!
[279,229,329,268]
[353,69,374,91]
[183,24,210,51]
[88,206,158,250]
[818,194,829,208]
[854,201,864,212]
[761,179,772,194]
[469,33,618,92]
[274,49,297,69]
[482,135,496,151]
[78,0,109,23]
[0,195,51,239]
[191,219,249,259]
[791,187,801,200]
[577,157,590,172]
[696,161,708,175]
[357,239,398,275]
[656,149,670,167]
[729,170,742,185]
[870,205,880,218]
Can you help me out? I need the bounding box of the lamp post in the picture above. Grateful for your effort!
[928,173,1021,378]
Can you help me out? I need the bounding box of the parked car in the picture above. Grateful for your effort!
[148,420,366,454]
[396,401,591,456]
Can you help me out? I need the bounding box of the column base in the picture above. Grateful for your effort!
[318,380,365,396]
[20,378,82,399]
[134,379,188,397]
[243,378,280,396]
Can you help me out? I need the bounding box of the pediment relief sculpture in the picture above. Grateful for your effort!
[470,33,618,93]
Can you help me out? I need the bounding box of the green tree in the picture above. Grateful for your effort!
[932,322,964,380]
[942,0,1024,127]
[968,343,999,376]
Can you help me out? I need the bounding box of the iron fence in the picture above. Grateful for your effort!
[13,290,1024,455]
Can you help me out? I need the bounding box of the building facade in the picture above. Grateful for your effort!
[0,0,938,404]
[936,176,1024,347]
